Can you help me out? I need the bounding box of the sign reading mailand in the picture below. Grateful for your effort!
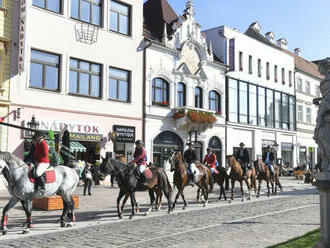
[113,125,135,143]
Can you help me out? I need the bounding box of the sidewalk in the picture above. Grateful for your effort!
[0,176,317,241]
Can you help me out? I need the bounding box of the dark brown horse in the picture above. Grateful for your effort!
[227,156,257,202]
[254,159,282,197]
[99,158,173,219]
[170,151,214,209]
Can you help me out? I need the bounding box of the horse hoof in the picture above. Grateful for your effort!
[66,222,73,228]
[2,229,7,235]
[129,215,135,219]
[229,199,233,203]
[144,212,149,216]
[60,222,66,228]
[119,215,123,220]
[22,228,30,234]
[182,206,186,210]
[242,198,245,202]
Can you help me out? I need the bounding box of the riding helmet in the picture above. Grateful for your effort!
[239,142,245,147]
[135,140,144,146]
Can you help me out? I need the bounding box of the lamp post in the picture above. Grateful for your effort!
[313,58,330,248]
[26,115,39,137]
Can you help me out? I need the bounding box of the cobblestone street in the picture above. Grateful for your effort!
[0,177,319,247]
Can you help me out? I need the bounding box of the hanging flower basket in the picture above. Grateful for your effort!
[174,109,217,131]
[187,110,217,124]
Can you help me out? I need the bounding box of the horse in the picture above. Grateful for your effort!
[226,155,257,202]
[254,159,282,197]
[99,157,173,219]
[0,152,78,235]
[170,151,214,209]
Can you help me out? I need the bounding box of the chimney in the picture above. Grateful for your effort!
[294,48,301,56]
[265,32,275,43]
[249,22,261,33]
[277,38,288,49]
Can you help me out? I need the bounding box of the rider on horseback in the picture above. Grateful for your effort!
[262,145,275,177]
[130,140,148,186]
[203,148,218,174]
[234,142,250,179]
[33,131,49,193]
[183,142,197,186]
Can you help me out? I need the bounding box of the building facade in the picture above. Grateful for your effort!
[294,48,323,167]
[9,0,144,163]
[143,0,227,168]
[205,23,297,167]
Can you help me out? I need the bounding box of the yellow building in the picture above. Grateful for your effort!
[0,0,12,151]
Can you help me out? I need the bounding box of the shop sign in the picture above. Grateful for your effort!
[18,0,27,72]
[70,132,102,142]
[113,125,135,143]
[281,142,293,151]
[262,140,275,147]
[299,146,307,153]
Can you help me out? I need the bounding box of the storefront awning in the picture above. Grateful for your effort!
[70,141,86,153]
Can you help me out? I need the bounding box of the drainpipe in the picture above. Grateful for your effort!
[293,67,298,167]
[142,38,152,143]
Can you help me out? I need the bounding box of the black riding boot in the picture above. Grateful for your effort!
[190,173,195,186]
[138,174,148,187]
[37,176,46,192]
[243,166,247,179]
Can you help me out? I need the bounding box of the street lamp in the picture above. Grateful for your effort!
[27,115,39,137]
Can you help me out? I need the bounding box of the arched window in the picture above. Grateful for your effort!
[177,83,186,107]
[209,90,220,112]
[152,78,169,107]
[195,87,203,108]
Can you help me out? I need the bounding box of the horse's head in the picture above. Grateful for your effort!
[0,159,6,174]
[99,156,114,181]
[170,151,182,172]
[254,158,264,174]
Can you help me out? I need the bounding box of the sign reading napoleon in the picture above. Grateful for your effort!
[113,125,135,143]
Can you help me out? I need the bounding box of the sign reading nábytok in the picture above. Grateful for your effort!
[18,0,27,72]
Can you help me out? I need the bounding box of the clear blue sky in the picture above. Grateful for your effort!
[164,0,329,61]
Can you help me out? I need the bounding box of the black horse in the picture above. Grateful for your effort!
[99,157,173,219]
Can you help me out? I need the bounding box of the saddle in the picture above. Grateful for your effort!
[28,167,56,184]
[132,164,153,180]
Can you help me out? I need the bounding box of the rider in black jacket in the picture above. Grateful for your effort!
[235,142,250,179]
[183,142,197,186]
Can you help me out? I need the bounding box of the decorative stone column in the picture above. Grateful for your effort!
[313,58,330,248]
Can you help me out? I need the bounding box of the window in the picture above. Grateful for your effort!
[177,83,186,107]
[33,0,61,13]
[69,58,101,97]
[249,84,257,125]
[289,70,292,86]
[289,96,296,130]
[109,67,130,102]
[258,87,265,126]
[274,65,278,82]
[282,94,289,130]
[228,79,238,122]
[110,0,131,35]
[239,82,248,123]
[297,78,303,92]
[71,0,102,26]
[266,89,274,127]
[306,107,312,123]
[195,87,203,108]
[152,78,169,106]
[266,62,270,80]
[248,55,252,74]
[239,52,243,71]
[316,85,321,97]
[30,49,60,91]
[257,59,261,77]
[305,81,311,94]
[298,105,303,122]
[282,68,285,84]
[274,92,281,128]
[0,0,3,7]
[0,43,5,88]
[229,39,235,71]
[209,90,220,112]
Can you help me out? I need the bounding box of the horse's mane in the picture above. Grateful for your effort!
[110,158,126,167]
[0,152,26,167]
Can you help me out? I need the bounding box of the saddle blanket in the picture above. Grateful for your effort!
[144,168,153,179]
[28,169,56,184]
[189,163,201,179]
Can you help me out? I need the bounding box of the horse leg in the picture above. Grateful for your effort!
[202,186,208,207]
[144,190,155,217]
[161,185,172,214]
[121,193,130,213]
[271,179,275,195]
[156,189,163,211]
[229,180,235,203]
[246,177,252,200]
[134,193,140,213]
[257,180,262,198]
[180,191,188,210]
[21,200,33,234]
[68,196,76,226]
[172,191,181,210]
[60,195,73,227]
[266,180,270,197]
[197,188,200,203]
[1,197,19,235]
[240,181,245,202]
[129,193,137,219]
[117,190,126,219]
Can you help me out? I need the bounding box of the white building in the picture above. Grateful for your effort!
[293,48,323,166]
[143,0,227,168]
[9,0,144,163]
[205,23,297,167]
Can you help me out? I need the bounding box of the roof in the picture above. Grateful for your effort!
[244,26,280,51]
[294,54,324,80]
[143,0,178,42]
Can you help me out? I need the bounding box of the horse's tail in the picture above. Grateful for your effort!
[159,169,173,195]
[208,170,214,193]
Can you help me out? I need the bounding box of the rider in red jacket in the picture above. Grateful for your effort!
[33,131,49,191]
[130,140,147,186]
[203,147,218,174]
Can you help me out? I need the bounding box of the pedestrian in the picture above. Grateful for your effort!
[82,163,93,196]
[308,160,313,172]
[262,145,275,177]
[203,147,218,174]
[183,142,197,185]
[234,142,250,179]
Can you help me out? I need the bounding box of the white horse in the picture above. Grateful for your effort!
[0,152,78,235]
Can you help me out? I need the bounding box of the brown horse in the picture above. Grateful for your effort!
[227,155,257,202]
[254,159,282,197]
[170,151,214,209]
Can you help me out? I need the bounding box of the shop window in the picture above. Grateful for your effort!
[274,91,281,128]
[282,94,289,130]
[195,86,203,108]
[177,82,186,107]
[209,90,220,113]
[228,78,238,122]
[110,0,131,35]
[30,49,60,91]
[33,0,61,14]
[266,89,274,128]
[69,58,101,97]
[152,78,169,107]
[289,96,296,130]
[109,67,130,102]
[239,82,248,124]
[249,84,257,125]
[71,0,102,26]
[258,86,266,126]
